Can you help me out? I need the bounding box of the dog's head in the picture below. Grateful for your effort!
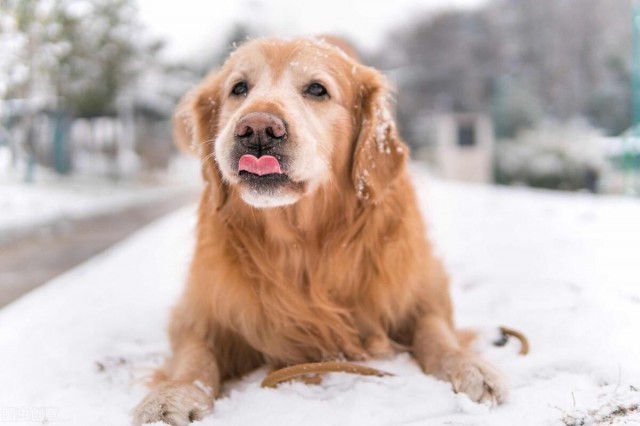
[176,37,408,209]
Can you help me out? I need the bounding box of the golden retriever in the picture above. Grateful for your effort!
[133,36,508,426]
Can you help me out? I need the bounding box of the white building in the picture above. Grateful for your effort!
[431,113,494,184]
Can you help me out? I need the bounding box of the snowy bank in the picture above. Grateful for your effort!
[0,156,201,245]
[0,181,196,244]
[0,173,639,425]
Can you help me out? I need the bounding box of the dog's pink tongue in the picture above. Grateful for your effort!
[238,154,282,176]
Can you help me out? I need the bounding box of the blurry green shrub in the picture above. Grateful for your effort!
[496,124,605,192]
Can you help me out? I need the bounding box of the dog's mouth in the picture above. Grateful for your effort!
[237,154,291,185]
[238,154,282,176]
[231,151,309,208]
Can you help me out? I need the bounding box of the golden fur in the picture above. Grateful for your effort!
[133,37,508,426]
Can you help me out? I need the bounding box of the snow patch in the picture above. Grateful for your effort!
[374,103,394,154]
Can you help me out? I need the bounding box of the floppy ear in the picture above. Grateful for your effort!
[352,68,409,204]
[173,90,199,156]
[173,71,228,209]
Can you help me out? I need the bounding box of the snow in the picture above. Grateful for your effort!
[1,167,639,425]
[0,156,201,245]
[0,180,193,245]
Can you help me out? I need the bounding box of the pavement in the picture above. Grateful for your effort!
[0,190,199,308]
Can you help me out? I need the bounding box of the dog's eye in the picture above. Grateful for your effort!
[231,81,249,97]
[305,82,329,99]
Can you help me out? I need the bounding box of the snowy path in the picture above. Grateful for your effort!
[0,180,196,245]
[0,174,639,425]
[0,191,197,307]
[0,156,202,245]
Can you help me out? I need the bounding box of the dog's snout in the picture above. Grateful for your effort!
[234,112,286,150]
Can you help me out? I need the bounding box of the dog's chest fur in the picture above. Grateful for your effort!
[201,195,423,365]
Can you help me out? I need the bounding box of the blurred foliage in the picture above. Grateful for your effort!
[492,78,542,139]
[1,0,161,117]
[374,0,632,145]
[585,54,633,135]
[495,124,605,191]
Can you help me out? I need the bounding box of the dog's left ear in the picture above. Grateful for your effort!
[173,71,229,209]
[352,67,409,204]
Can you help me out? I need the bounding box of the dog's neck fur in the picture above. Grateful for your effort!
[219,178,363,246]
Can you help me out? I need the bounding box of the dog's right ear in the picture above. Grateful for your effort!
[172,89,199,156]
[351,66,408,205]
[173,71,228,209]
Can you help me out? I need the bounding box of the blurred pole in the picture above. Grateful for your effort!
[630,1,640,194]
[117,92,136,180]
[491,75,508,184]
[492,75,508,140]
[634,1,640,129]
[52,111,71,175]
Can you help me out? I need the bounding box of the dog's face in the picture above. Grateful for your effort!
[213,38,357,208]
[177,37,407,209]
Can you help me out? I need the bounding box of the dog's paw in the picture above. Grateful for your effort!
[445,353,509,405]
[132,382,212,426]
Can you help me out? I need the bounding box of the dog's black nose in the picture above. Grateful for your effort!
[234,112,286,151]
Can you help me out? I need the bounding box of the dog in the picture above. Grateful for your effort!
[133,36,508,426]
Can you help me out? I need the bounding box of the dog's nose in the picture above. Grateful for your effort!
[234,112,286,150]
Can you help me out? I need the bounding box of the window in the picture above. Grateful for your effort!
[457,123,476,147]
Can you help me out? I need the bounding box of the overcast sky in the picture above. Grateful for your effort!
[137,0,487,61]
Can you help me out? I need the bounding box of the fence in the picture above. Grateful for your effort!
[0,101,173,182]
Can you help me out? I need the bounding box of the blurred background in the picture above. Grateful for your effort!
[2,0,638,191]
[0,0,638,304]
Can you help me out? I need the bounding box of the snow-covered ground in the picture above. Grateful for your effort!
[0,180,191,243]
[0,170,639,426]
[0,157,201,244]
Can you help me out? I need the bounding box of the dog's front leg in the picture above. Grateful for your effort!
[132,328,220,426]
[412,313,508,405]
